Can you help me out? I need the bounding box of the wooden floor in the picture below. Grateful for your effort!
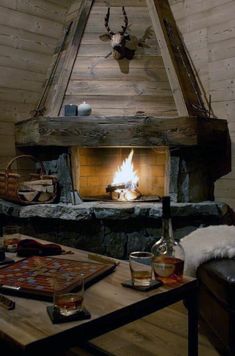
[68,302,219,356]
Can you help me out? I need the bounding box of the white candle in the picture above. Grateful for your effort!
[78,101,92,116]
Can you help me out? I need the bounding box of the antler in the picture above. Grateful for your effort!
[104,7,114,35]
[104,7,128,36]
[121,6,128,34]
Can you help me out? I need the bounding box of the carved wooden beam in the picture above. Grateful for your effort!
[15,115,229,149]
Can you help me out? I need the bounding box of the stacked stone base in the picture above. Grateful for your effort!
[0,200,234,259]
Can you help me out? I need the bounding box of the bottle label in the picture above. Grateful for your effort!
[153,262,175,277]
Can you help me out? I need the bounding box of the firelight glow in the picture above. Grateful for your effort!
[112,150,139,186]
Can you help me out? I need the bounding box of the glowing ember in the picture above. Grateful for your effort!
[106,150,141,201]
[112,149,139,187]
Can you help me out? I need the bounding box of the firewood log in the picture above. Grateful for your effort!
[37,192,53,202]
[19,179,54,193]
[23,179,53,186]
[18,191,39,202]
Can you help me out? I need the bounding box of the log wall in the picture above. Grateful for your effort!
[169,0,235,208]
[0,0,72,169]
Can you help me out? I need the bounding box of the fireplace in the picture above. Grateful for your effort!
[15,115,231,203]
[72,147,169,201]
[13,0,231,204]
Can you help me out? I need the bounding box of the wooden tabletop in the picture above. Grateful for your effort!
[0,235,198,355]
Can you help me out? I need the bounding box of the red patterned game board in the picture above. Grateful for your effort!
[0,256,116,300]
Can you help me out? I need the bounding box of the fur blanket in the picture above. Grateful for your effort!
[180,225,235,277]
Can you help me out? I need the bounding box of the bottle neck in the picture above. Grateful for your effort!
[162,217,174,243]
[0,226,3,248]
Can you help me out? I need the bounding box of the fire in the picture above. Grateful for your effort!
[106,150,141,201]
[112,149,139,187]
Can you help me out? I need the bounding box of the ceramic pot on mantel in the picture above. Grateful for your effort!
[78,101,92,116]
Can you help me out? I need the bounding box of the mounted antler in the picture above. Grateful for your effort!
[103,6,130,60]
[100,7,153,61]
[120,6,128,34]
[104,7,114,36]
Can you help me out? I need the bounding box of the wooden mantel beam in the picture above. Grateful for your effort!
[15,115,229,149]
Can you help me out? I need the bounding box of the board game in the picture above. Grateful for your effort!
[0,256,116,301]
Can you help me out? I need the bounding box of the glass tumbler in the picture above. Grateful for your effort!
[129,251,153,287]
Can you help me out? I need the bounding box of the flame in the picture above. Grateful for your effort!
[112,150,139,187]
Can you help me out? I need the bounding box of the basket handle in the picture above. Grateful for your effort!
[6,155,46,175]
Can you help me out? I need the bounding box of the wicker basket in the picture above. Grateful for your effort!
[0,155,58,205]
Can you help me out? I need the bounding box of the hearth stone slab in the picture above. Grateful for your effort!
[0,200,229,221]
[0,199,233,259]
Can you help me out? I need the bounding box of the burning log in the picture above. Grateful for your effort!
[110,188,141,201]
[106,184,126,193]
[106,181,141,201]
[106,149,142,201]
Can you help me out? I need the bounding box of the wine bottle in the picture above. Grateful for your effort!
[151,196,185,284]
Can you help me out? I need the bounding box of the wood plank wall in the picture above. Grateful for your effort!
[0,0,72,169]
[169,0,235,209]
[62,0,178,117]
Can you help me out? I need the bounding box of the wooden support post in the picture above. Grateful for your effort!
[146,0,208,118]
[44,0,94,117]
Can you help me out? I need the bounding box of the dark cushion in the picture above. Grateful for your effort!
[197,258,235,310]
[17,239,62,257]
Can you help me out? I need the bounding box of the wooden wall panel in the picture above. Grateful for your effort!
[169,0,235,208]
[63,0,178,118]
[0,0,71,164]
[0,45,51,73]
[0,101,34,122]
[0,0,71,21]
[0,122,16,162]
[0,24,60,55]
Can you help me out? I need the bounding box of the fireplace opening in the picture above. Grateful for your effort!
[106,149,141,201]
[71,147,169,202]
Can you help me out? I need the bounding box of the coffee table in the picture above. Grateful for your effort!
[0,236,198,356]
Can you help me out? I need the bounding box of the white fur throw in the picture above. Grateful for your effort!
[180,225,235,277]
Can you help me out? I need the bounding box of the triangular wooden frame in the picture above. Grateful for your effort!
[39,0,209,119]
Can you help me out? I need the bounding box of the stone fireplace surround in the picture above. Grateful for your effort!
[15,114,231,203]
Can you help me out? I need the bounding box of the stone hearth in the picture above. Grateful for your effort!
[0,199,233,259]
